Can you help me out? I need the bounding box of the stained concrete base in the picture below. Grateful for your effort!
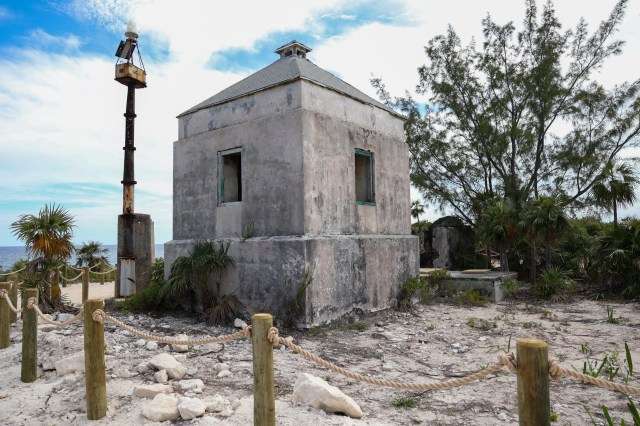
[164,235,418,326]
[421,270,518,302]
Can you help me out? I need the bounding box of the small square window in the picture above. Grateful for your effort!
[355,149,375,204]
[219,149,242,203]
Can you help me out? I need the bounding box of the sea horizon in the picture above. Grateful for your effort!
[0,244,166,270]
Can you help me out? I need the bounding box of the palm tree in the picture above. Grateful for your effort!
[522,196,569,269]
[75,241,109,268]
[167,241,238,324]
[10,204,75,307]
[592,160,638,227]
[411,200,425,223]
[477,199,517,271]
[11,204,75,261]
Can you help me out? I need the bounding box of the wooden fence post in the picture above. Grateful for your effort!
[21,288,38,382]
[0,282,11,349]
[517,338,550,426]
[82,267,89,304]
[251,313,275,426]
[10,281,18,323]
[84,299,107,420]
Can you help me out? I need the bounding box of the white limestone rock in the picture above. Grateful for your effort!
[54,352,84,376]
[216,369,231,378]
[213,362,229,372]
[292,373,363,418]
[41,357,56,371]
[204,394,231,413]
[154,369,168,384]
[149,353,187,379]
[233,318,248,329]
[134,338,146,347]
[145,341,159,351]
[178,397,206,420]
[135,361,151,373]
[55,313,75,322]
[133,383,173,398]
[172,334,189,352]
[176,378,205,393]
[142,393,180,422]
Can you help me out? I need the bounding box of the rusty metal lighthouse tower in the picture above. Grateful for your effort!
[114,24,154,297]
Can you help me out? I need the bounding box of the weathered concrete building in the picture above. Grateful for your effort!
[165,41,418,325]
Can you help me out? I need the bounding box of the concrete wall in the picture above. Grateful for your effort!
[168,78,417,325]
[165,234,417,325]
[173,82,305,240]
[301,81,410,235]
[117,213,155,296]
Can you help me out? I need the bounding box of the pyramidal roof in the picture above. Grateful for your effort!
[178,41,399,118]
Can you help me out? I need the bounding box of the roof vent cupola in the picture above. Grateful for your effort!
[275,40,311,59]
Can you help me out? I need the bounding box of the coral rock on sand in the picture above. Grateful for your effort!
[149,353,187,379]
[204,394,231,413]
[172,334,190,352]
[178,397,206,420]
[54,352,85,376]
[234,318,248,329]
[176,379,205,393]
[292,373,363,418]
[154,369,168,384]
[133,383,173,398]
[142,393,180,422]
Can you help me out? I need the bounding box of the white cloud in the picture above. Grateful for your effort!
[2,0,639,245]
[28,29,83,50]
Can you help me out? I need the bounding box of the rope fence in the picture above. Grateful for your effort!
[0,266,26,276]
[0,296,639,424]
[0,289,21,316]
[59,271,84,282]
[91,309,250,345]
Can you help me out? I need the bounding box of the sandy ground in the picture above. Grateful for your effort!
[0,299,638,425]
[61,281,115,304]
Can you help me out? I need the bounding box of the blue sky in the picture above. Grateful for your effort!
[1,0,638,246]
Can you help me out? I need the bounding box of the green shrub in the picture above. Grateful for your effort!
[119,258,175,312]
[533,267,574,299]
[456,289,488,306]
[501,278,522,299]
[391,396,417,409]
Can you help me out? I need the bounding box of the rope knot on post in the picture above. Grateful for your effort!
[92,309,106,324]
[267,326,280,345]
[26,297,37,309]
[241,325,252,338]
[548,359,563,380]
[499,352,517,374]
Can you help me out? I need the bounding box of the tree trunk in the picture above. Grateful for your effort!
[613,196,618,227]
[530,240,537,284]
[545,244,552,268]
[500,250,509,272]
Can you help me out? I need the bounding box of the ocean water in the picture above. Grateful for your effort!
[0,244,165,270]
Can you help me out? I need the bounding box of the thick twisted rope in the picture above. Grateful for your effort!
[92,309,251,345]
[27,298,83,327]
[0,289,21,315]
[0,266,26,276]
[89,268,116,276]
[59,271,84,282]
[61,264,83,272]
[549,360,640,397]
[268,327,516,391]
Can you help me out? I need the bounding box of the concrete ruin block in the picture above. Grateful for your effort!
[165,41,418,326]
